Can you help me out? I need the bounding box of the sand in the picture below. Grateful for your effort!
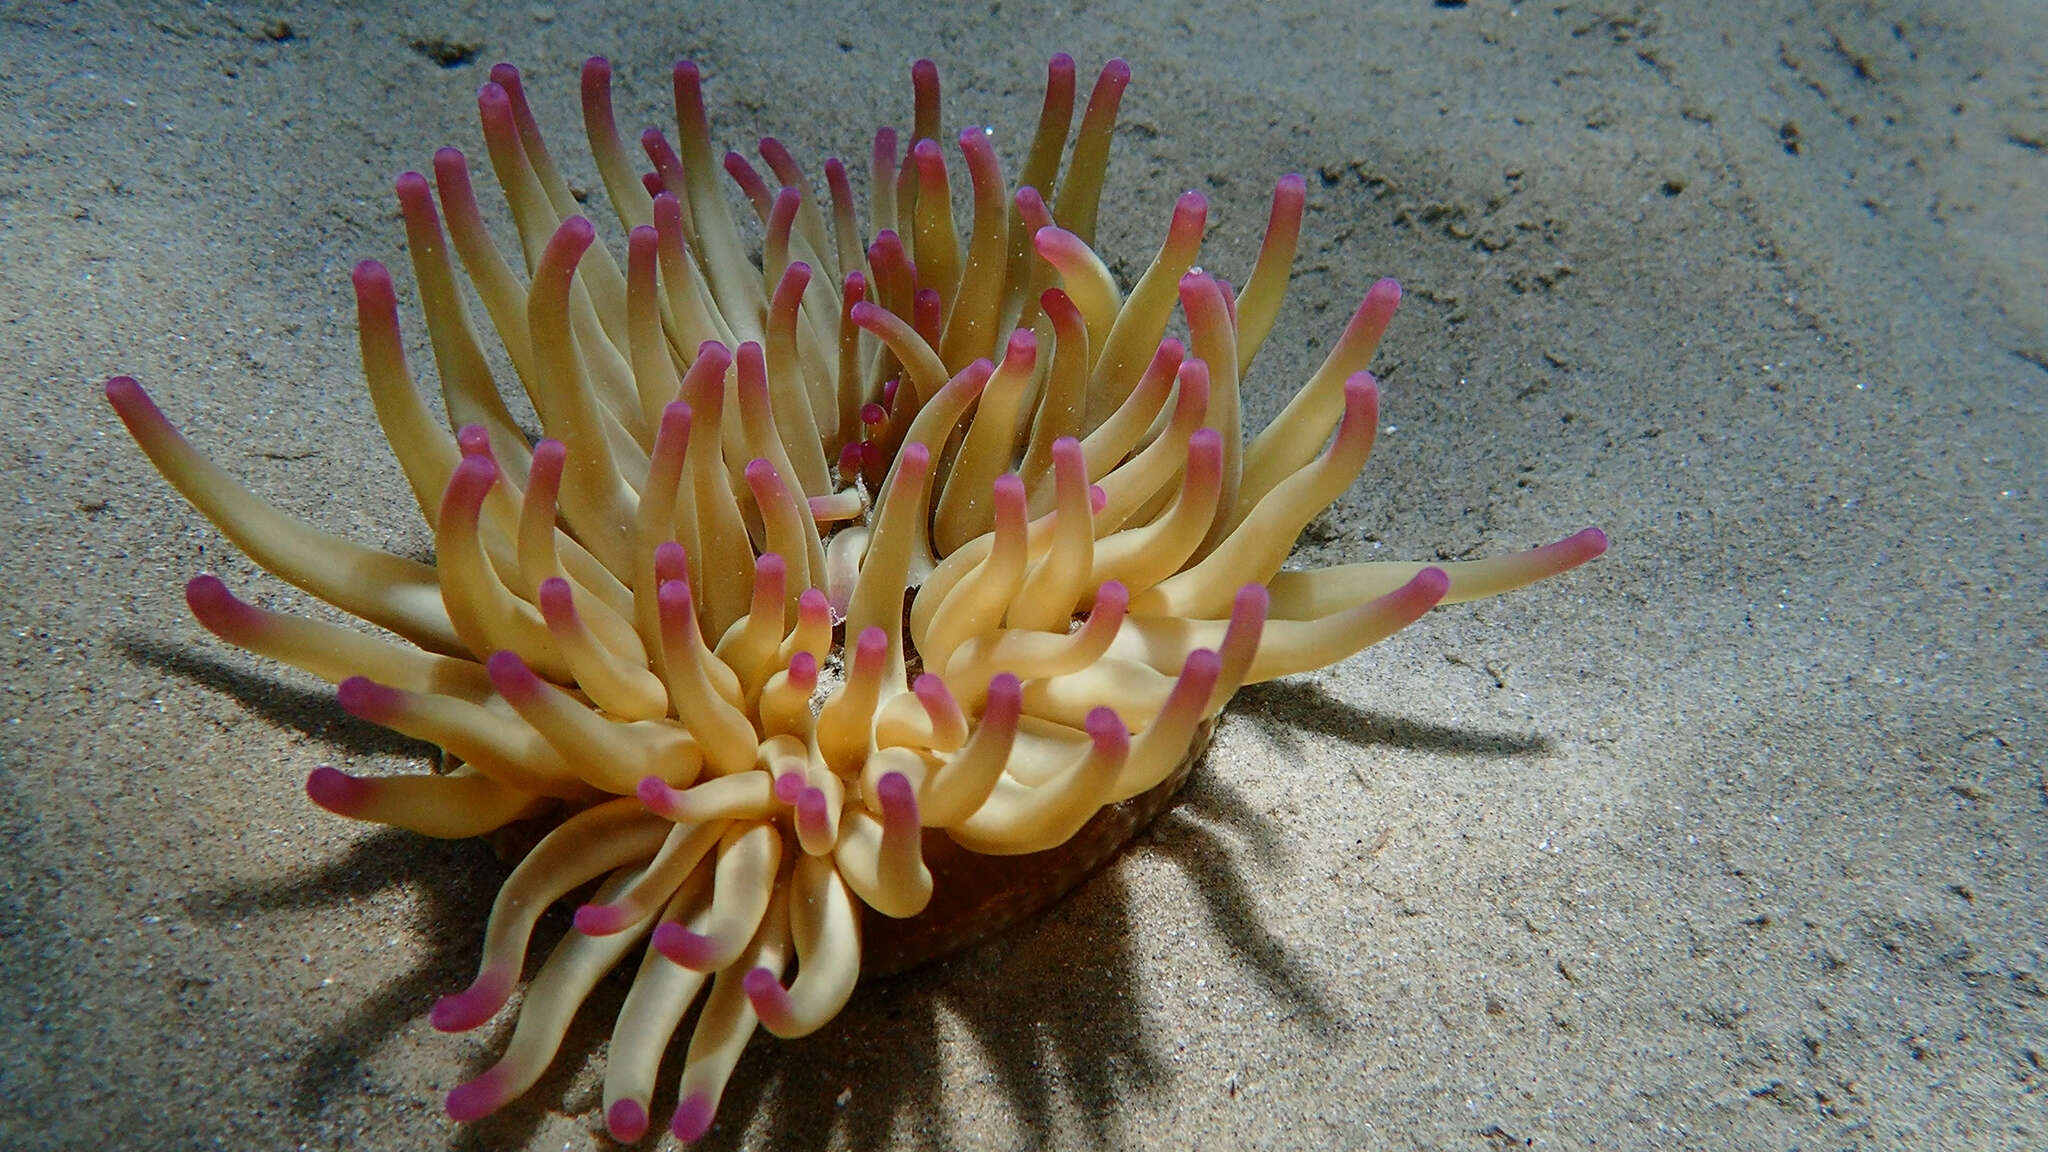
[2,0,2042,1148]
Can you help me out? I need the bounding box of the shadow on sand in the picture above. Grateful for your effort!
[136,636,1549,1149]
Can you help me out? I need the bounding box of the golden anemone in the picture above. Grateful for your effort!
[104,54,1605,1141]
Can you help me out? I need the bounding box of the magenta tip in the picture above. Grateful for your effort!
[454,424,492,458]
[607,1098,649,1142]
[305,766,372,816]
[334,676,399,722]
[637,775,678,813]
[671,1090,715,1142]
[574,901,631,937]
[1085,707,1129,752]
[875,770,917,826]
[772,770,804,804]
[743,965,780,1001]
[980,674,1023,734]
[484,649,540,699]
[445,1065,508,1123]
[183,573,249,634]
[430,967,513,1033]
[1414,567,1452,598]
[854,626,888,663]
[652,921,718,970]
[796,786,829,831]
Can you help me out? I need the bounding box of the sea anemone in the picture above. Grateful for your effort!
[104,54,1605,1141]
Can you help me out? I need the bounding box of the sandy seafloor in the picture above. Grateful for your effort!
[2,0,2043,1148]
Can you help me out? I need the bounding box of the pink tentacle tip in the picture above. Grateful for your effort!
[983,672,1022,723]
[431,966,514,1033]
[484,649,543,702]
[536,576,575,619]
[1569,526,1610,558]
[653,539,690,586]
[1363,277,1402,322]
[573,900,634,937]
[350,259,396,302]
[651,921,720,970]
[445,1064,512,1124]
[1014,186,1050,228]
[897,439,932,475]
[1404,567,1452,607]
[103,373,144,408]
[912,672,954,708]
[795,786,831,839]
[305,766,373,816]
[743,456,782,490]
[548,214,597,258]
[393,169,431,203]
[637,774,683,817]
[606,1098,649,1143]
[1234,582,1272,622]
[992,471,1027,514]
[529,435,566,470]
[1089,580,1130,622]
[743,966,795,1025]
[1085,707,1132,757]
[1003,327,1038,362]
[773,770,805,805]
[335,676,401,723]
[876,770,919,829]
[1179,648,1224,691]
[671,1090,715,1142]
[454,424,492,459]
[853,625,889,668]
[1033,225,1085,263]
[475,80,510,116]
[1340,373,1381,432]
[184,574,258,639]
[659,393,700,434]
[1170,190,1208,240]
[774,258,812,299]
[447,453,498,501]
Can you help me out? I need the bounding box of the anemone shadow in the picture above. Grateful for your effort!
[144,639,1551,1149]
[125,631,510,1134]
[1233,677,1555,759]
[178,824,502,1121]
[120,632,431,761]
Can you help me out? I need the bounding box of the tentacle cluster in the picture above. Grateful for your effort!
[105,55,1605,1142]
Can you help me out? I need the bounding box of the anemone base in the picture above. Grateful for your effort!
[861,719,1215,977]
